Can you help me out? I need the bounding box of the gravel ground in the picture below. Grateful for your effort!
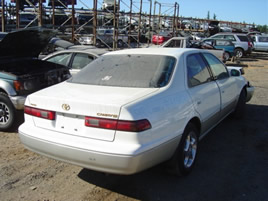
[0,52,267,201]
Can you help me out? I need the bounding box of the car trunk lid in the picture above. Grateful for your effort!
[26,82,158,141]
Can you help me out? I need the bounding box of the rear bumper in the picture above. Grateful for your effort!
[19,124,180,175]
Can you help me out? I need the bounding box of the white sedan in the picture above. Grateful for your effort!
[19,48,254,176]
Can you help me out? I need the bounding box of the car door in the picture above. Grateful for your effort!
[186,53,221,135]
[202,53,239,119]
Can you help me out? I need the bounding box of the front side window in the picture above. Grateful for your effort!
[187,54,212,87]
[203,53,229,80]
[46,53,72,67]
[69,54,176,88]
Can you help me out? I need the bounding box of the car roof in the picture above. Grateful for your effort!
[105,48,205,58]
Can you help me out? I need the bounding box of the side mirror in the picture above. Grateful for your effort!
[230,69,240,77]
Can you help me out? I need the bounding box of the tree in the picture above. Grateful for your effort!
[213,13,217,20]
[207,11,210,20]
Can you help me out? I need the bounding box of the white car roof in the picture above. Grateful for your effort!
[105,48,203,58]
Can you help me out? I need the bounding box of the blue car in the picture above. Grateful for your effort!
[202,38,235,61]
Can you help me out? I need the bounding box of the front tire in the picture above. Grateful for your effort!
[0,93,16,131]
[167,123,199,176]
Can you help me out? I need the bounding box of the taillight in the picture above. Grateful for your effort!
[24,106,55,120]
[85,117,151,132]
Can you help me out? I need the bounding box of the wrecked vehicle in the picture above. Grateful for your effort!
[0,28,71,131]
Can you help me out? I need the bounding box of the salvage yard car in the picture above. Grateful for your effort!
[0,28,71,131]
[43,48,107,75]
[19,48,254,176]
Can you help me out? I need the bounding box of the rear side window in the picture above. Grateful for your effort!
[203,53,229,80]
[69,54,176,88]
[187,54,212,87]
[46,53,72,66]
[259,37,268,42]
[237,35,250,42]
[71,53,94,70]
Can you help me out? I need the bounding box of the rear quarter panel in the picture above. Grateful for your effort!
[118,54,197,149]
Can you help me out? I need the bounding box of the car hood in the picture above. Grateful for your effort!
[0,28,56,58]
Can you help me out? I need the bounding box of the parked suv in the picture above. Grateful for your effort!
[210,33,253,58]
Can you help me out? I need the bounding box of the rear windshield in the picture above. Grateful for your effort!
[237,35,250,42]
[69,54,176,88]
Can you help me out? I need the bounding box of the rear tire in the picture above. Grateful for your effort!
[167,123,199,176]
[235,48,244,58]
[0,93,16,131]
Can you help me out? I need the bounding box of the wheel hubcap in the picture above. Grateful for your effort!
[236,51,243,58]
[0,102,10,125]
[183,131,197,168]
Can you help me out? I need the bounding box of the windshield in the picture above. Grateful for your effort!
[69,54,176,88]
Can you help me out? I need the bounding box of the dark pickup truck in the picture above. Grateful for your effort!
[0,28,71,131]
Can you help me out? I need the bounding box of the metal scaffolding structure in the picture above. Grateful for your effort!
[0,0,256,48]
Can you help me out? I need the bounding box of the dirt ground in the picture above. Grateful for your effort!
[0,52,268,201]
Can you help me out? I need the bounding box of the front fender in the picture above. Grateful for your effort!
[0,79,17,96]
